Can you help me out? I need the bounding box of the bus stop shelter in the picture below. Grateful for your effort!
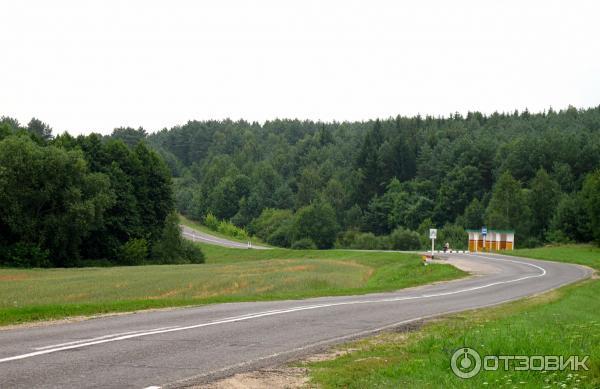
[467,229,515,252]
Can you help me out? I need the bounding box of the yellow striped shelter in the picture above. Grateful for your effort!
[467,229,515,252]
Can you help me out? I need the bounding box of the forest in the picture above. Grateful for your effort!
[1,105,600,267]
[145,106,600,250]
[0,118,204,267]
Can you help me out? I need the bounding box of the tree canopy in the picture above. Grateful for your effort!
[144,106,600,249]
[0,118,203,267]
[2,104,600,260]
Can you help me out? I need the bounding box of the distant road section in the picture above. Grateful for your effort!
[180,225,271,249]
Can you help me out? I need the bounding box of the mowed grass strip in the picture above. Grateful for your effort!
[306,245,600,388]
[0,244,464,326]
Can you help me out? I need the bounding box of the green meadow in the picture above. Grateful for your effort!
[0,244,463,326]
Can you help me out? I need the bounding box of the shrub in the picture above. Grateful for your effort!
[204,213,219,231]
[335,230,360,248]
[152,213,204,264]
[389,227,422,250]
[291,238,317,250]
[249,208,293,241]
[335,230,392,250]
[120,238,148,265]
[293,201,339,249]
[267,221,295,247]
[438,223,468,250]
[547,193,591,243]
[0,242,50,268]
[351,232,381,250]
[180,240,205,264]
[217,220,249,240]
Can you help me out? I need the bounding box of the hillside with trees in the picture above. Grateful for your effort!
[2,106,600,265]
[145,106,600,250]
[0,119,204,267]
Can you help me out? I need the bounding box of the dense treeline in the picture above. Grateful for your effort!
[0,118,204,267]
[145,106,600,250]
[2,106,599,259]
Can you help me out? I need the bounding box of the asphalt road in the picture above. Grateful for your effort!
[180,225,270,249]
[0,252,591,388]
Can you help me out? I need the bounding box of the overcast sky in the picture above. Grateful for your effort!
[1,0,599,135]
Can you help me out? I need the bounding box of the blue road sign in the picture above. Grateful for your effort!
[482,227,487,236]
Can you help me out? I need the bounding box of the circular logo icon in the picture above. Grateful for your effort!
[451,347,482,378]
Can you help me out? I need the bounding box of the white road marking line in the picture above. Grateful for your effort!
[0,255,546,364]
[34,327,178,350]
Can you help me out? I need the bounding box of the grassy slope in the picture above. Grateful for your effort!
[0,244,464,326]
[307,245,600,388]
[178,214,269,246]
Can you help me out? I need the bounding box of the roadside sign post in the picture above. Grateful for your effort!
[429,228,437,253]
[481,227,487,252]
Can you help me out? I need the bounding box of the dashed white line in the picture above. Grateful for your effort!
[34,326,178,350]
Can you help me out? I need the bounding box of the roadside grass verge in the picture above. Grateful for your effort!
[0,244,464,326]
[508,244,600,270]
[200,244,417,263]
[307,245,600,388]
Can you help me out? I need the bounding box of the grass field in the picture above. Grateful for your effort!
[306,245,600,388]
[0,244,464,326]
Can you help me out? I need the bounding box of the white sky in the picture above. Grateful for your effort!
[1,0,599,135]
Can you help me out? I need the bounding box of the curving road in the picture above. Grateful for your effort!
[180,225,270,250]
[0,252,592,388]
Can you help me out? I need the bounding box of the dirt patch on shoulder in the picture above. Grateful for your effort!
[196,367,309,389]
[196,321,425,389]
[444,257,502,275]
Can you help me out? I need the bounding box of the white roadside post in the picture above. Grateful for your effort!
[429,228,437,254]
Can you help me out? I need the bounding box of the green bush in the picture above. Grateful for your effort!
[335,230,360,248]
[120,238,148,265]
[217,220,248,240]
[180,240,205,264]
[249,208,293,241]
[0,242,50,268]
[582,170,600,246]
[204,213,219,231]
[335,230,389,250]
[291,238,317,250]
[388,227,422,250]
[293,201,339,249]
[267,221,295,247]
[351,232,381,250]
[438,223,468,250]
[152,213,204,264]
